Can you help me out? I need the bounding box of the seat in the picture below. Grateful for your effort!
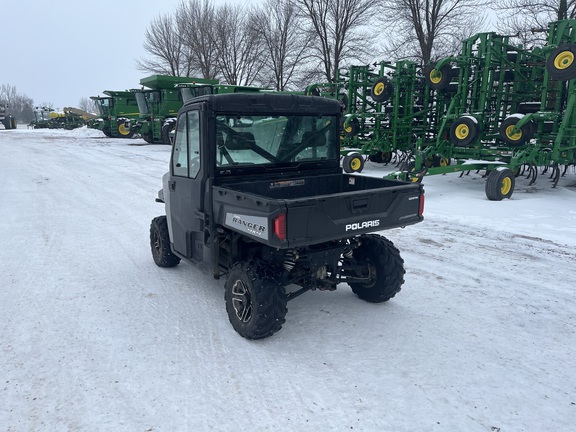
[301,131,326,147]
[227,132,256,150]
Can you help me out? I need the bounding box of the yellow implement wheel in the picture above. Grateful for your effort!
[450,116,479,146]
[554,51,574,70]
[500,176,512,195]
[343,152,365,173]
[499,115,533,146]
[350,156,362,171]
[486,168,515,201]
[341,117,360,137]
[370,77,393,102]
[547,44,576,80]
[429,70,442,84]
[455,124,469,140]
[424,62,453,90]
[505,125,522,142]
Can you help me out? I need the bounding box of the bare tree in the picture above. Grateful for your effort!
[495,0,576,47]
[213,4,266,86]
[78,97,97,114]
[294,0,379,83]
[379,0,489,65]
[137,13,188,76]
[0,84,18,105]
[176,0,220,79]
[1,84,34,122]
[251,0,315,90]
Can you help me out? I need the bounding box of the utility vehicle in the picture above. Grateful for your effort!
[150,93,424,339]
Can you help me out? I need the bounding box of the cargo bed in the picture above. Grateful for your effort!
[213,173,424,248]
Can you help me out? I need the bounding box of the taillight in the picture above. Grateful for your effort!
[274,214,286,240]
[419,193,425,216]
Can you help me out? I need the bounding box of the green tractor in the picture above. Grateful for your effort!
[89,90,140,138]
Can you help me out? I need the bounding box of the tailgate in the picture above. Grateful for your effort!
[284,180,424,247]
[213,178,424,249]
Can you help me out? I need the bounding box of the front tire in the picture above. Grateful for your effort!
[117,120,134,138]
[225,261,287,340]
[348,235,405,303]
[150,216,180,267]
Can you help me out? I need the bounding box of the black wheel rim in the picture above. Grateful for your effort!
[231,280,252,323]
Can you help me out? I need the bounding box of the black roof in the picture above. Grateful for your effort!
[181,92,341,116]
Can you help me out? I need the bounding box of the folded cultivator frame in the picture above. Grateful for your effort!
[312,19,576,200]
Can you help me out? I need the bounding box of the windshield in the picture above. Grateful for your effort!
[93,98,112,116]
[181,86,214,103]
[215,114,338,168]
[135,92,148,115]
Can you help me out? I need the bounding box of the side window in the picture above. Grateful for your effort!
[188,111,200,178]
[172,113,188,177]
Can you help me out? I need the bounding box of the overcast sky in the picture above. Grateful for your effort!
[1,0,254,109]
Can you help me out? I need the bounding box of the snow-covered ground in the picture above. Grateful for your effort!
[1,127,575,431]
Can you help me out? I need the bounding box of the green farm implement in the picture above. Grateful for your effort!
[389,20,576,200]
[306,61,438,174]
[132,75,264,145]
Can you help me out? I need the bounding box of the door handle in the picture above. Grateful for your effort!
[169,181,176,191]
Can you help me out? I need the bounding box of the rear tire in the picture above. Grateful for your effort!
[225,261,287,340]
[150,216,180,267]
[348,235,405,303]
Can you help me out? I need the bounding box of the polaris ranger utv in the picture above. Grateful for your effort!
[150,93,424,339]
